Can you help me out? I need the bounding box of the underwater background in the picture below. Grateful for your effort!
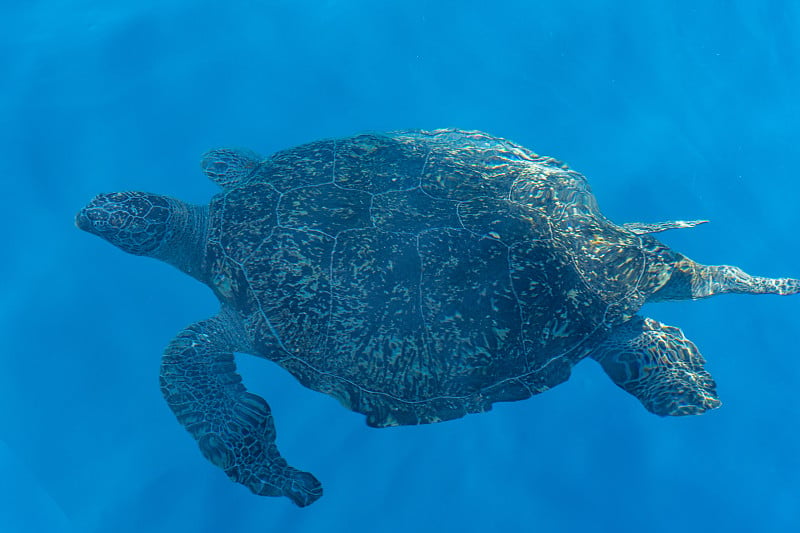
[2,1,799,531]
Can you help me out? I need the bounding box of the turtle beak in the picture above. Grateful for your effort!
[74,193,123,239]
[75,193,129,236]
[75,208,92,231]
[75,198,111,235]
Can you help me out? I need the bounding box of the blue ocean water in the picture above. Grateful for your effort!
[2,1,799,531]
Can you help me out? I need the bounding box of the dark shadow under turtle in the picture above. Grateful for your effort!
[76,129,799,506]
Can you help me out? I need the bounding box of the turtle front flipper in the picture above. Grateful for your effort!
[160,316,322,506]
[589,316,721,416]
[200,148,262,189]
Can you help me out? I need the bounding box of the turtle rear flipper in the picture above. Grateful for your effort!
[623,219,709,235]
[650,258,800,301]
[160,314,322,506]
[589,316,720,416]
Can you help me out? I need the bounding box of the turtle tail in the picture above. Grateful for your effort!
[650,258,800,301]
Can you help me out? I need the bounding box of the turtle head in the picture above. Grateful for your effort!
[76,191,209,280]
[76,192,175,256]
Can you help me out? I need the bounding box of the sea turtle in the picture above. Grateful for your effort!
[76,129,799,506]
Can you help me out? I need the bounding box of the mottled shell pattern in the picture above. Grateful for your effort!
[203,129,652,427]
